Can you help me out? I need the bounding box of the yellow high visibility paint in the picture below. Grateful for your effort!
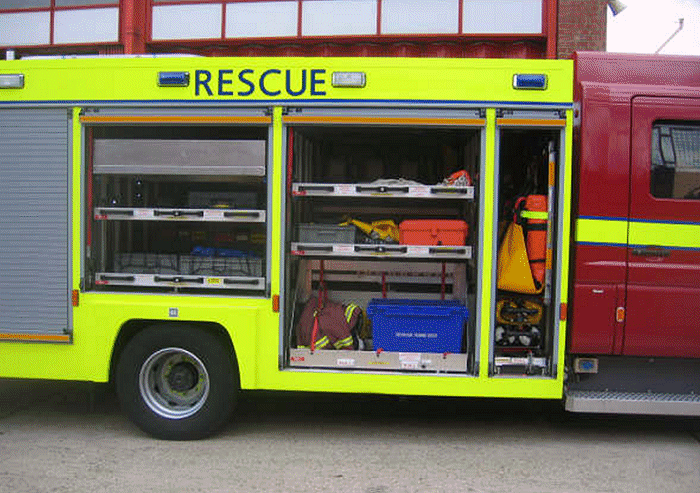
[0,56,573,401]
[479,109,498,380]
[556,110,575,378]
[0,57,572,105]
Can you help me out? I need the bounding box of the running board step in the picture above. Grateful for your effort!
[565,390,700,416]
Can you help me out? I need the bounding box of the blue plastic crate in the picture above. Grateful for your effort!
[366,299,468,353]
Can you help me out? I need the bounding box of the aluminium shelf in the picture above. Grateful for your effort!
[94,207,266,222]
[493,355,548,376]
[291,243,472,260]
[289,348,469,373]
[292,183,474,199]
[95,272,265,290]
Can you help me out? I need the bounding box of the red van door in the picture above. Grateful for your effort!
[625,97,700,357]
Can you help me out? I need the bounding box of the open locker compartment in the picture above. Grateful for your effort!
[283,122,481,374]
[85,124,269,293]
[492,120,564,376]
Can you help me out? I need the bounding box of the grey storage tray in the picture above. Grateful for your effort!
[297,224,355,243]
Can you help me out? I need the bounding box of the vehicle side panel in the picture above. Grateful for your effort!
[569,74,631,355]
[624,96,700,358]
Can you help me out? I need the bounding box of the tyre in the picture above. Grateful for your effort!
[115,324,238,440]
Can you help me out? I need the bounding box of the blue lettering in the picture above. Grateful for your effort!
[260,69,281,96]
[218,69,234,96]
[237,69,254,96]
[285,69,307,97]
[310,69,326,96]
[193,68,327,98]
[195,70,212,96]
[219,69,233,96]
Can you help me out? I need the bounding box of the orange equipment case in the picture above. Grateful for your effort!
[399,219,468,246]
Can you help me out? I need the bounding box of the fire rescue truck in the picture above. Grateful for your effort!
[0,52,698,439]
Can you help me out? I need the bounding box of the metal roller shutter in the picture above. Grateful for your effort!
[0,109,71,339]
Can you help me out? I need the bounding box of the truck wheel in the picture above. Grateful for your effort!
[115,324,237,440]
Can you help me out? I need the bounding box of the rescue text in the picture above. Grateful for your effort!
[195,69,327,97]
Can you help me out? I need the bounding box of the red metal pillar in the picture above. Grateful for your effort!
[121,0,147,54]
[546,0,558,59]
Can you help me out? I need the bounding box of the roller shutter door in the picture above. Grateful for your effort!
[0,109,71,340]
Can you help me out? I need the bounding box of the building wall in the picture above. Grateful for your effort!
[557,0,606,59]
[0,0,606,60]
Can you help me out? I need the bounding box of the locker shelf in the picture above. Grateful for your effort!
[290,243,472,260]
[94,207,266,222]
[95,272,265,290]
[292,182,474,200]
[288,348,469,373]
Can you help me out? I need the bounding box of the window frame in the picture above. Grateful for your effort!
[0,0,119,48]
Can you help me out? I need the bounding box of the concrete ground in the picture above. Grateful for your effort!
[0,378,698,493]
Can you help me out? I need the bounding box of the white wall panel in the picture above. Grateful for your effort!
[302,0,377,36]
[381,0,458,34]
[0,11,50,46]
[463,0,542,34]
[226,1,298,38]
[54,8,119,44]
[152,4,222,40]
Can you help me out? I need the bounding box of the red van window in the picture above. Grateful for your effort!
[651,122,700,200]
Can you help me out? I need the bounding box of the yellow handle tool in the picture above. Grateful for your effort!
[340,218,400,243]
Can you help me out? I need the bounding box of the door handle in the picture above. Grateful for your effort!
[631,247,671,257]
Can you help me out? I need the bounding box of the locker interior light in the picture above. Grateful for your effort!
[0,74,24,89]
[513,74,547,90]
[332,72,366,88]
[158,71,189,87]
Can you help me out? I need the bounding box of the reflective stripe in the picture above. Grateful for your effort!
[0,333,71,343]
[521,210,549,220]
[333,336,354,349]
[315,336,330,349]
[80,115,272,125]
[576,216,700,250]
[282,116,485,127]
[576,217,627,246]
[629,220,700,250]
[345,304,358,323]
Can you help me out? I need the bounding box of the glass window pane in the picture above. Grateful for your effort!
[152,4,222,41]
[54,7,119,44]
[0,11,50,45]
[226,1,298,38]
[381,0,458,34]
[303,0,377,36]
[463,0,542,34]
[0,0,50,9]
[672,127,700,169]
[651,123,700,200]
